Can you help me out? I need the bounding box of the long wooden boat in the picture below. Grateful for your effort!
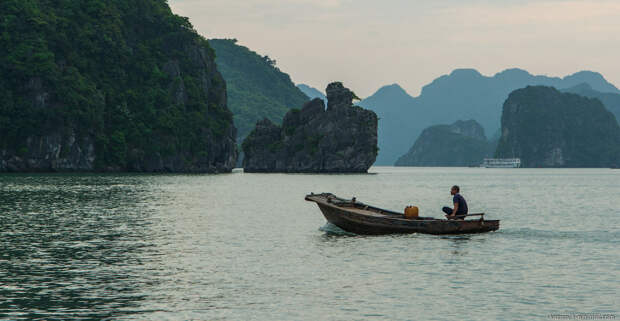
[305,193,499,235]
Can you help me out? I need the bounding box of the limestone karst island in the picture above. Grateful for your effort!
[243,82,378,173]
[1,0,619,320]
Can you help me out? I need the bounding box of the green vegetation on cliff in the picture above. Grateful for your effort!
[0,0,236,172]
[359,69,620,165]
[395,120,492,167]
[496,86,620,167]
[562,83,620,125]
[208,39,309,139]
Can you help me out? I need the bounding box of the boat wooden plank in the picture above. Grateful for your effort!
[305,193,500,235]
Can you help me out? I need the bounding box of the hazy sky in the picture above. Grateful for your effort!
[169,0,620,97]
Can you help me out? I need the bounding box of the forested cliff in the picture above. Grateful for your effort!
[395,120,492,167]
[209,39,309,140]
[0,0,237,172]
[495,86,620,167]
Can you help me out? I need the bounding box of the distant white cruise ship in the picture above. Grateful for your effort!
[482,158,521,168]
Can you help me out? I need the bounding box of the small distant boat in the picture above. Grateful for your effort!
[305,193,499,235]
[481,158,521,168]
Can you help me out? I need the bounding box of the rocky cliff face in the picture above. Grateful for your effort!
[242,83,378,173]
[562,83,620,126]
[358,68,620,165]
[0,0,237,173]
[495,86,620,167]
[395,120,492,167]
[0,132,95,172]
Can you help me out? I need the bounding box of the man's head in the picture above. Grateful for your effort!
[450,185,460,195]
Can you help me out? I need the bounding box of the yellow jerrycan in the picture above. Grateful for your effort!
[404,206,419,219]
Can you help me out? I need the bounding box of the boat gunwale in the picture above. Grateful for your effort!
[305,193,497,223]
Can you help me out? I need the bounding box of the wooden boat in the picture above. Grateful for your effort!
[305,193,500,235]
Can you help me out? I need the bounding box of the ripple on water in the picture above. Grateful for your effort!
[1,168,618,320]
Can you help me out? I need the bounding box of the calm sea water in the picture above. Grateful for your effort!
[0,167,618,320]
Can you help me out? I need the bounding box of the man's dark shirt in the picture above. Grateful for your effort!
[453,193,468,215]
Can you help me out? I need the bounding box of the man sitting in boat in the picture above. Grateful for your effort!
[442,185,468,220]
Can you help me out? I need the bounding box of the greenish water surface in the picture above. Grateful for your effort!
[0,167,618,320]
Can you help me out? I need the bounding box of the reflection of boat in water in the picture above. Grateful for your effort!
[481,158,521,168]
[305,193,500,235]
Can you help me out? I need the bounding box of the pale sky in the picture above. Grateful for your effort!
[169,0,620,97]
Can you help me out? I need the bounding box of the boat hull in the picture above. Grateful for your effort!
[307,194,499,235]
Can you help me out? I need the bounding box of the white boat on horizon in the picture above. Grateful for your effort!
[481,158,521,168]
